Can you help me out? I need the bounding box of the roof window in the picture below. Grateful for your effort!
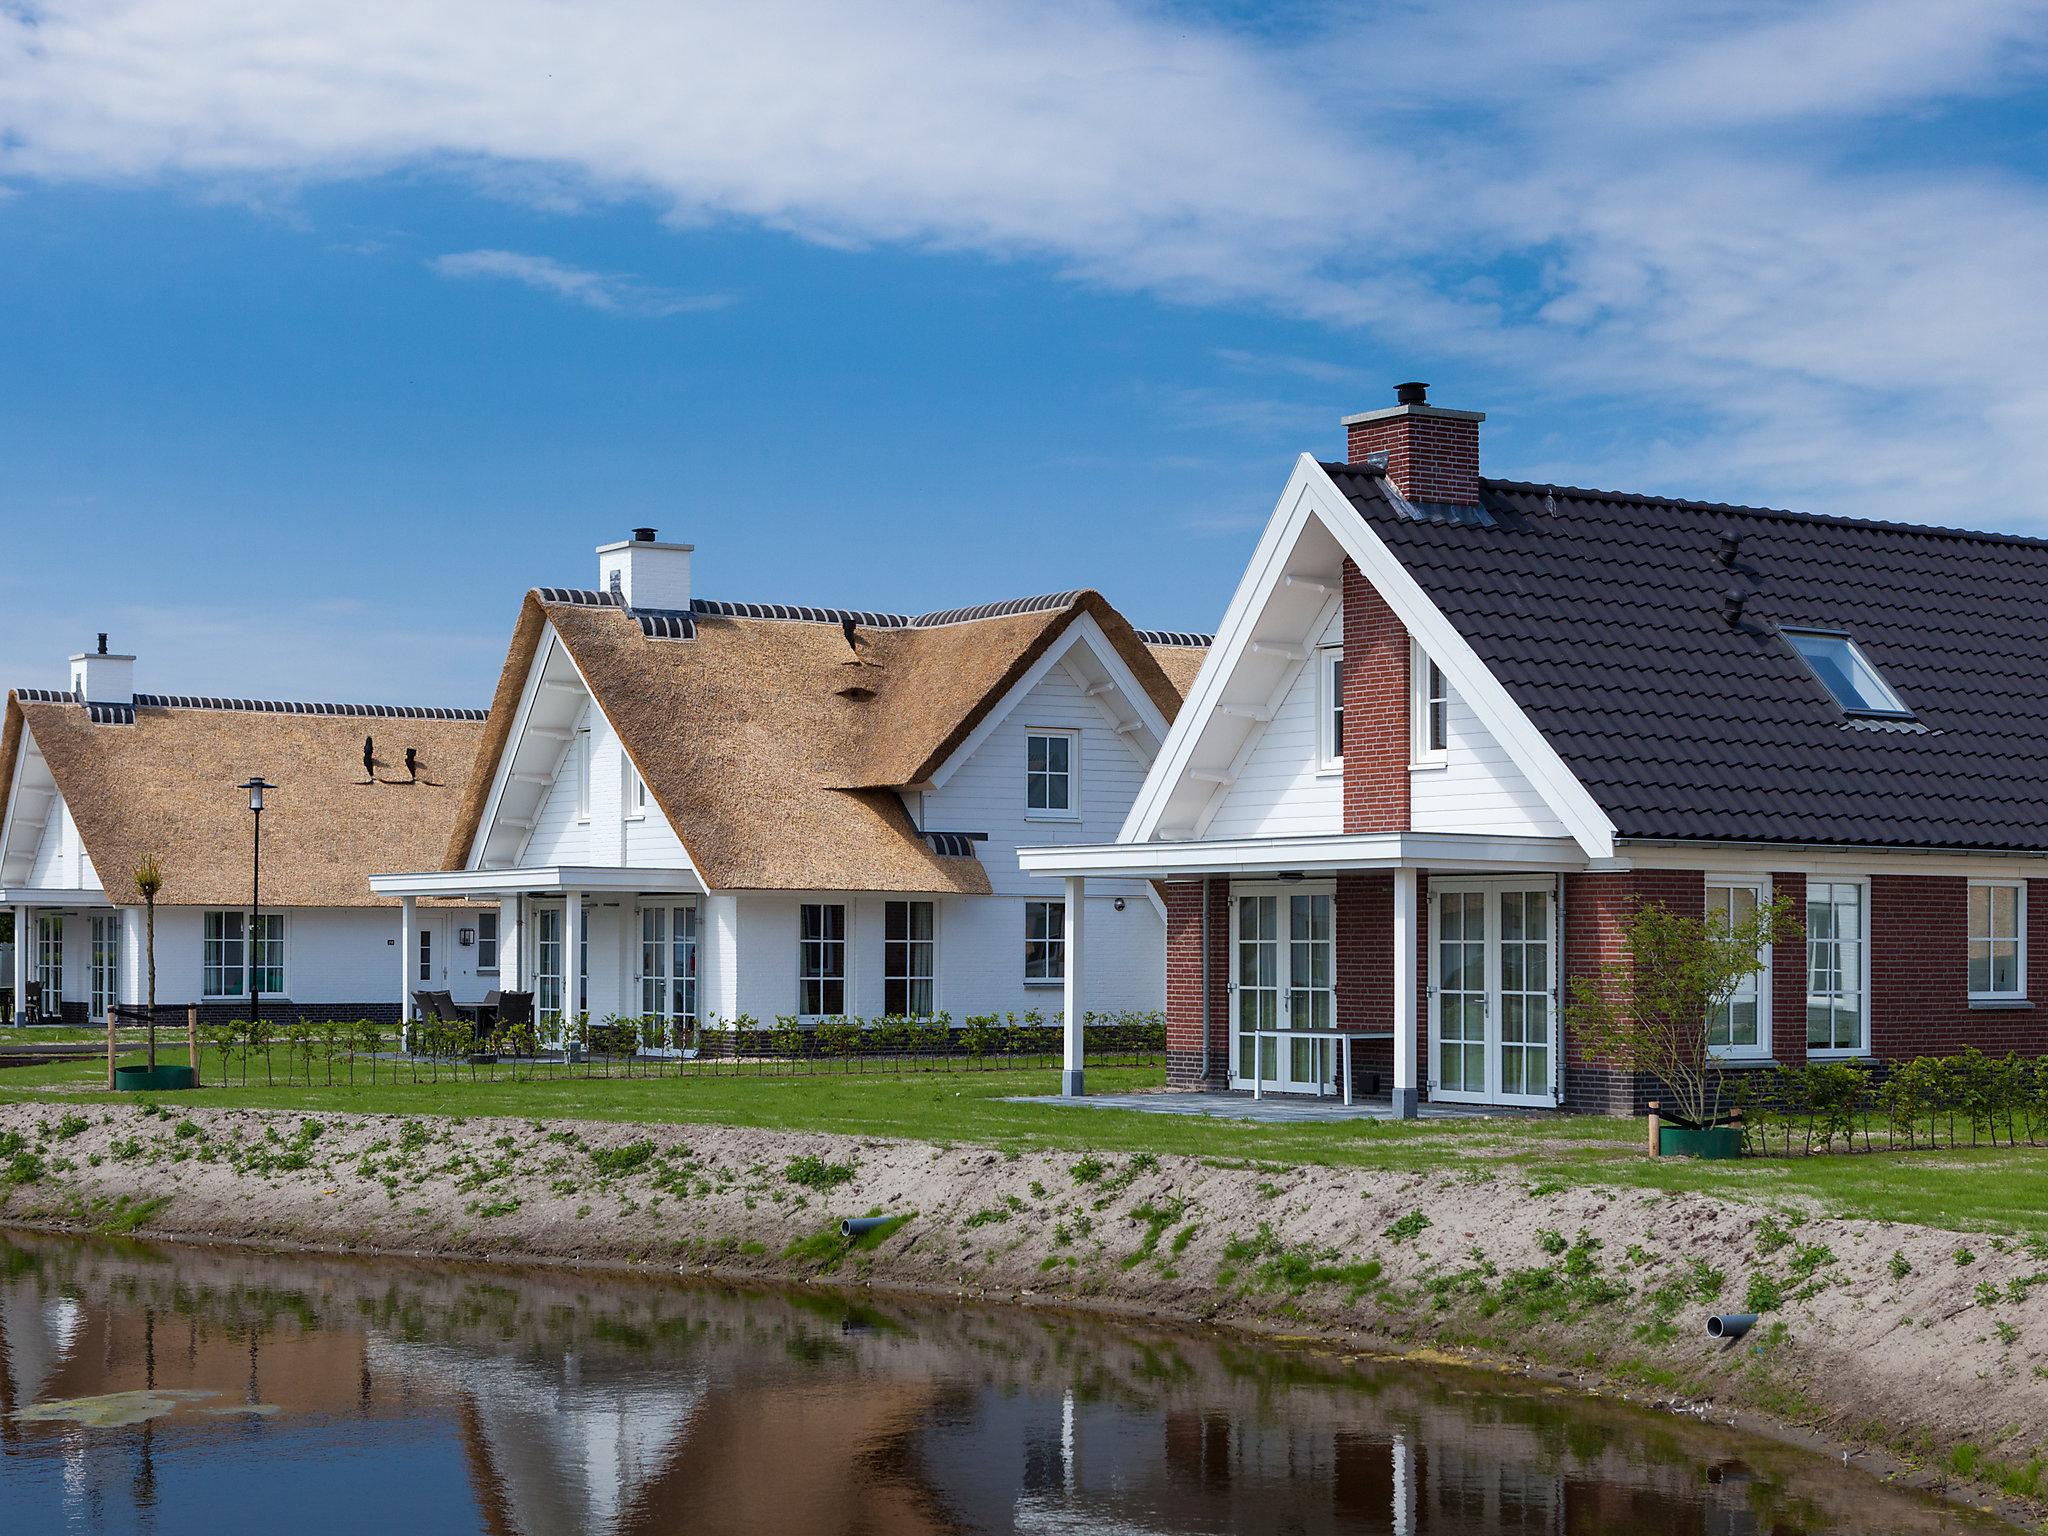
[1782,629,1911,718]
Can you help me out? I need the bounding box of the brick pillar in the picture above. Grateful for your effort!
[1165,879,1229,1088]
[1769,872,1808,1070]
[1560,869,1706,1114]
[1342,559,1409,834]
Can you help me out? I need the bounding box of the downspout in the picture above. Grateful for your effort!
[1553,874,1567,1107]
[1200,875,1212,1085]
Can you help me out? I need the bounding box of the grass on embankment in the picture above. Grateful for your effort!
[2,1051,2043,1234]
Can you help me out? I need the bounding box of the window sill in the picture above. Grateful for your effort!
[1708,1054,1778,1069]
[1968,996,2034,1010]
[1023,978,1065,989]
[1806,1048,1871,1061]
[1314,764,1342,779]
[1409,758,1450,773]
[1024,812,1081,823]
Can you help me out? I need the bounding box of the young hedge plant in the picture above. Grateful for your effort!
[1565,893,1798,1131]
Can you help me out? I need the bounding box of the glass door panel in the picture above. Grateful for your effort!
[1497,889,1551,1101]
[1283,893,1335,1091]
[1235,895,1279,1083]
[90,915,119,1023]
[1436,891,1487,1094]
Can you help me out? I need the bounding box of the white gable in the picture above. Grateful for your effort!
[0,724,102,894]
[1120,456,1615,859]
[1201,604,1342,839]
[921,653,1156,897]
[470,622,694,875]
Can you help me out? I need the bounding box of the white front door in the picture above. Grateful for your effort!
[1231,883,1337,1094]
[1429,879,1558,1107]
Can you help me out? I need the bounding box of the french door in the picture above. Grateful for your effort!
[1231,884,1337,1094]
[1429,879,1558,1107]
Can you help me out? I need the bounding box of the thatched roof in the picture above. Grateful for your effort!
[1,692,487,908]
[449,591,1206,894]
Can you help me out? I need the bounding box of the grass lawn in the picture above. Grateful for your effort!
[2,1051,2043,1234]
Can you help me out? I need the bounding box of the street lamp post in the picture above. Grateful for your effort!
[238,779,275,1037]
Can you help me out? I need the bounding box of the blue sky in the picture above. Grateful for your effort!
[3,0,2047,704]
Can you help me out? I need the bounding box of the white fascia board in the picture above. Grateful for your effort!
[1019,831,1589,880]
[924,612,1172,792]
[371,866,704,898]
[0,886,110,906]
[1301,460,1615,858]
[1120,457,1332,843]
[1614,839,2048,880]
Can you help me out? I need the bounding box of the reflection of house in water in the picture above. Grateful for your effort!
[1,1239,1962,1536]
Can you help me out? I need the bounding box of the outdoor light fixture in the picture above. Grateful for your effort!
[459,928,476,948]
[238,778,276,1030]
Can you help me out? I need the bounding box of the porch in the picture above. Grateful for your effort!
[3,887,128,1025]
[1007,1089,1501,1123]
[1018,830,1597,1117]
[367,865,706,1048]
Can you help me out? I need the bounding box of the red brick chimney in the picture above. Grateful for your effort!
[1344,381,1484,506]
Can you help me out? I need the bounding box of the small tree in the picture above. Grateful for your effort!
[1565,894,1797,1130]
[133,855,164,1074]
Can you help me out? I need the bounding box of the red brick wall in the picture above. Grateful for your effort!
[1334,870,1428,1099]
[1868,875,2048,1060]
[1165,878,1230,1088]
[1768,873,1808,1070]
[1560,869,1706,1113]
[1341,559,1409,834]
[1347,411,1481,505]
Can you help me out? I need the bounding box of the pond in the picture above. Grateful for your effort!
[0,1231,2013,1534]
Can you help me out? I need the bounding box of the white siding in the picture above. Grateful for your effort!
[25,797,93,891]
[1201,607,1342,839]
[724,890,1162,1024]
[144,906,416,1007]
[1409,689,1568,837]
[922,664,1153,902]
[521,699,594,865]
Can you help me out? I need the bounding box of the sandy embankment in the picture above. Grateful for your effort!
[1,1099,2042,1496]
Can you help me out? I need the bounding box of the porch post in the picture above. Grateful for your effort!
[1392,867,1419,1119]
[398,895,418,1051]
[10,905,28,1023]
[1061,875,1086,1097]
[122,904,145,1009]
[504,895,523,991]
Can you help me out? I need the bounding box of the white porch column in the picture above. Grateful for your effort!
[10,905,28,1023]
[565,890,586,1031]
[1392,867,1419,1119]
[503,896,523,991]
[1061,876,1087,1098]
[398,896,418,1049]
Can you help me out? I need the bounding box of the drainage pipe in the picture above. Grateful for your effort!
[840,1216,893,1239]
[1706,1313,1757,1341]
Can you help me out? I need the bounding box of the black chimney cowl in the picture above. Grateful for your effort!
[1395,381,1429,406]
[96,633,108,655]
[632,527,657,543]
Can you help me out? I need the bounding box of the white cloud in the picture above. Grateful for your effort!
[429,248,728,316]
[3,1,2048,520]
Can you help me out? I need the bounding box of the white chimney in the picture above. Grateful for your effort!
[69,633,135,705]
[596,527,693,611]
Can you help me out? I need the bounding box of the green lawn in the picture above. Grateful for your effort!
[2,1051,2043,1234]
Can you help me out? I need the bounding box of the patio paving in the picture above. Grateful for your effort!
[1007,1090,1492,1123]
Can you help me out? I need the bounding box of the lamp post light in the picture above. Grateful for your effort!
[238,779,275,1037]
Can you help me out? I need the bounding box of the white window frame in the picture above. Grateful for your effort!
[417,922,435,984]
[1705,875,1772,1061]
[883,899,936,1017]
[1968,879,2027,1003]
[1316,646,1344,773]
[1409,640,1449,768]
[798,901,847,1017]
[35,913,63,1003]
[1024,728,1080,821]
[89,913,120,1024]
[1024,899,1066,985]
[624,756,648,821]
[533,908,564,1021]
[574,728,592,823]
[476,911,499,974]
[1805,877,1871,1058]
[202,910,287,1000]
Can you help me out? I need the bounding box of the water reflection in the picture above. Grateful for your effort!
[0,1233,2008,1535]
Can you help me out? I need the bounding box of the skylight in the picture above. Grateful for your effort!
[1782,629,1911,718]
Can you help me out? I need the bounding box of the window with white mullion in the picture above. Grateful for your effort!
[1806,880,1868,1055]
[640,906,670,1019]
[672,904,699,1023]
[1317,647,1344,770]
[799,903,846,1016]
[1025,731,1077,818]
[1024,900,1065,982]
[1410,641,1449,765]
[1968,880,2025,1000]
[1705,878,1770,1057]
[884,900,935,1017]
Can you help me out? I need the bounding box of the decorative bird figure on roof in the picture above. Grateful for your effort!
[405,747,419,784]
[362,736,375,783]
